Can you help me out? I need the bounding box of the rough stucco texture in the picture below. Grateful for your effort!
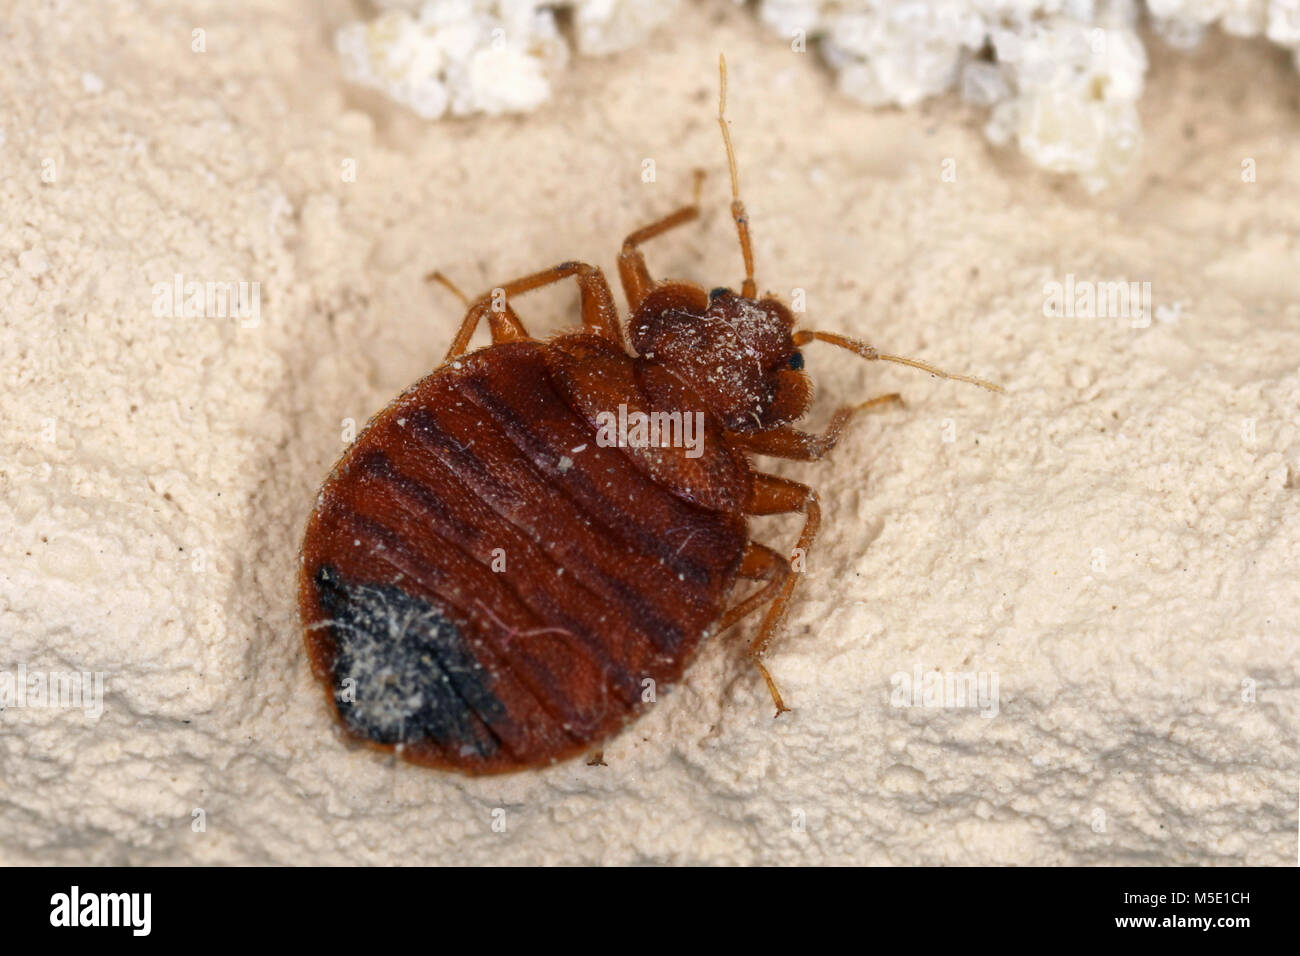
[0,1,1296,864]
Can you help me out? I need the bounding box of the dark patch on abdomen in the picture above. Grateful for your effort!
[312,564,506,757]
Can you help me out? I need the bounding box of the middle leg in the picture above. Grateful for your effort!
[741,474,822,715]
[428,270,528,352]
[439,261,623,361]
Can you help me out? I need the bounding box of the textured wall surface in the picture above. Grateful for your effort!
[1,0,1296,864]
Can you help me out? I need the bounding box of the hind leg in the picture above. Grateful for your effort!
[719,542,789,632]
[717,542,792,716]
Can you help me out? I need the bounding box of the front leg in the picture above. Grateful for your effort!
[617,170,706,312]
[730,393,902,460]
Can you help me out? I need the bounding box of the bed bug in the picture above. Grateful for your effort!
[298,56,1000,775]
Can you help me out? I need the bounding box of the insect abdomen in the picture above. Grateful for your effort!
[299,341,747,772]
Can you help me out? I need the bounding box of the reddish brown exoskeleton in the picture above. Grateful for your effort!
[298,56,1000,774]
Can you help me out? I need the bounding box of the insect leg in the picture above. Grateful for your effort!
[616,169,705,311]
[439,261,623,362]
[718,541,788,632]
[728,393,903,460]
[742,474,822,716]
[428,270,529,359]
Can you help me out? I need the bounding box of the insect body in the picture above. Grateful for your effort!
[298,58,999,774]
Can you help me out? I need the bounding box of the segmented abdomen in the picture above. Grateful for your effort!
[298,340,747,773]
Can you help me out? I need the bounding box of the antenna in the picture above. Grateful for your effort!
[793,330,1004,393]
[718,54,756,299]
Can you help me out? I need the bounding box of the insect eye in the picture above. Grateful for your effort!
[709,287,730,300]
[787,352,804,371]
